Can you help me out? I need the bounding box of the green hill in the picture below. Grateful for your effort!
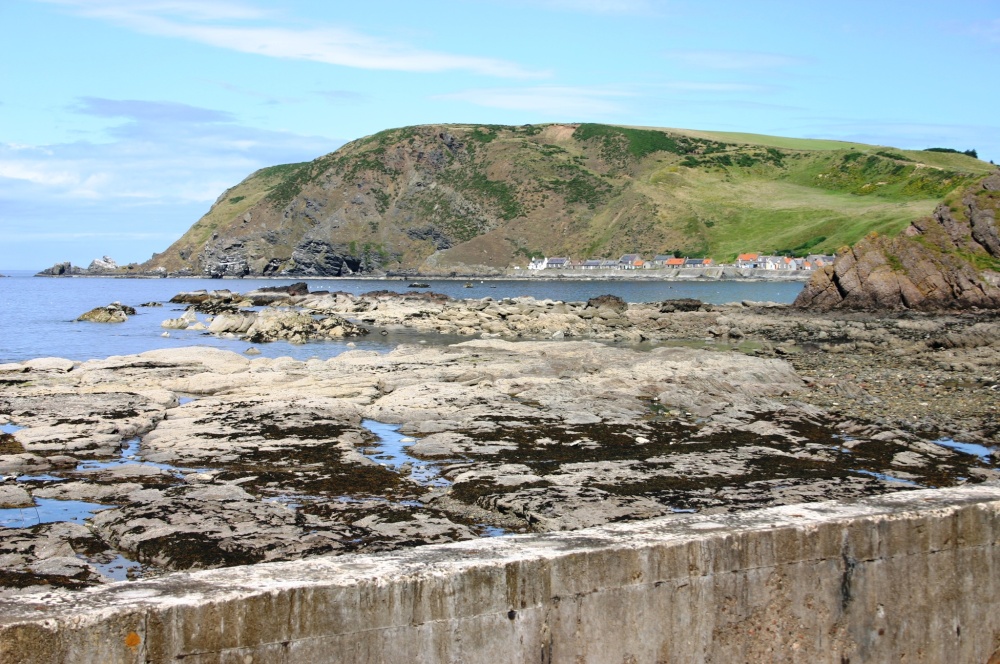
[142,123,994,276]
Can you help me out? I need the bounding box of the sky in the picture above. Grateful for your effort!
[2,0,999,270]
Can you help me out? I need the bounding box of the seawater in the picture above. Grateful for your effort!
[0,271,803,363]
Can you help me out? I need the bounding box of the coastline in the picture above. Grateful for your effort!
[32,266,814,282]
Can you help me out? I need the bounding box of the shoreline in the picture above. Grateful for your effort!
[31,267,813,282]
[0,290,997,598]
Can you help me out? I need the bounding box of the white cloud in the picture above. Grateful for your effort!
[39,0,547,78]
[437,86,633,116]
[0,161,81,188]
[664,50,809,70]
[0,95,346,266]
[0,97,343,204]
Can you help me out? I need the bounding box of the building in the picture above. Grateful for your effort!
[618,254,643,269]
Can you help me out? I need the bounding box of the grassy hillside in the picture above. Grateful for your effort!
[144,123,995,275]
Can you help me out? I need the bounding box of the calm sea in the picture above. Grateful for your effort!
[0,271,803,363]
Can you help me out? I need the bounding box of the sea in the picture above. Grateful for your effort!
[0,270,804,363]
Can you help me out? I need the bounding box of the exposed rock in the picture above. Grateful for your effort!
[22,358,75,372]
[585,294,628,313]
[86,256,118,272]
[204,309,369,343]
[76,302,136,323]
[1,302,998,588]
[0,485,32,508]
[796,174,1000,311]
[36,262,84,277]
[660,298,706,312]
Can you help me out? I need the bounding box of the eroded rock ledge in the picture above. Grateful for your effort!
[1,306,998,592]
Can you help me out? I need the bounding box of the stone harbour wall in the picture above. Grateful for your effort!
[2,485,1000,663]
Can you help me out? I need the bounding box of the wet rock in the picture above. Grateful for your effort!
[0,486,32,508]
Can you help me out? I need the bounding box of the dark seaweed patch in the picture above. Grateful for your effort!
[0,433,24,454]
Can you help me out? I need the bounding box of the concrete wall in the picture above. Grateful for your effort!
[2,485,1000,663]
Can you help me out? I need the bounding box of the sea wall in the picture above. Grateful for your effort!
[2,485,999,663]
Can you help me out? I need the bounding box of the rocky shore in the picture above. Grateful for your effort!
[1,288,997,594]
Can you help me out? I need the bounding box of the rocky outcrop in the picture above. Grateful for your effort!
[796,173,1000,311]
[86,256,118,272]
[76,302,137,323]
[36,262,84,277]
[162,303,369,343]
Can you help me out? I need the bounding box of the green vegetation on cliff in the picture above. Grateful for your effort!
[143,122,995,276]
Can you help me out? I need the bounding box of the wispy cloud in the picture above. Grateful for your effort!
[664,49,810,70]
[437,86,633,116]
[0,97,342,203]
[0,94,346,265]
[39,0,547,78]
[75,97,236,124]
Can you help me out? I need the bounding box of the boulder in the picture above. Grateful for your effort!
[0,485,32,508]
[659,298,705,313]
[23,357,75,372]
[585,294,628,313]
[77,302,136,323]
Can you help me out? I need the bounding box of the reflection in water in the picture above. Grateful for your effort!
[851,469,921,486]
[75,437,209,478]
[0,497,112,529]
[932,438,994,463]
[360,419,451,487]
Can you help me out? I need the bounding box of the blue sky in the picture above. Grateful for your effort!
[2,0,999,270]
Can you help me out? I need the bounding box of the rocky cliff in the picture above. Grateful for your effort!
[795,173,1000,310]
[136,123,989,277]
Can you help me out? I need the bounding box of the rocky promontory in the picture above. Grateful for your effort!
[796,173,1000,310]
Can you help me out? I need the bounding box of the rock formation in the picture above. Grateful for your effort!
[796,173,1000,310]
[36,262,84,277]
[76,302,137,323]
[86,256,118,272]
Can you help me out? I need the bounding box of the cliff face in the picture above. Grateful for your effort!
[140,123,989,277]
[795,174,1000,310]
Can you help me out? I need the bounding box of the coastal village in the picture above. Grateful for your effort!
[528,252,836,271]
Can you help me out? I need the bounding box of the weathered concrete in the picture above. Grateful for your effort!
[2,485,999,663]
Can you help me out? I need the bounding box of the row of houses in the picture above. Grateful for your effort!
[528,253,835,271]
